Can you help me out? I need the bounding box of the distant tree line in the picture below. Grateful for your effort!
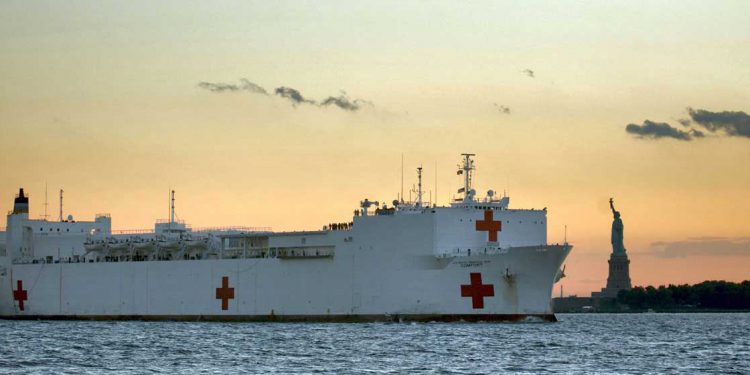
[617,281,750,310]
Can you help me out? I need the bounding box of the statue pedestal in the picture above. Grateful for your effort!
[592,253,632,299]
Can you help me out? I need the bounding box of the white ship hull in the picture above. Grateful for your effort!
[0,155,572,322]
[1,212,570,322]
[2,249,569,322]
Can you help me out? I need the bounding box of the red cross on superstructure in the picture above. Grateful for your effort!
[460,272,494,309]
[215,276,235,311]
[13,280,28,311]
[476,209,502,242]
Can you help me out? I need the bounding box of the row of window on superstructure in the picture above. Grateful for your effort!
[37,226,89,233]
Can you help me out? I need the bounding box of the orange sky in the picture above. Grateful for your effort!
[1,2,749,295]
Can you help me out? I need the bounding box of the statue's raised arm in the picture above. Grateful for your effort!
[609,197,616,216]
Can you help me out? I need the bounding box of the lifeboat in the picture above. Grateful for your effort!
[132,237,157,252]
[183,236,208,252]
[106,238,131,256]
[125,238,154,260]
[84,239,106,253]
[157,236,181,252]
[107,238,130,250]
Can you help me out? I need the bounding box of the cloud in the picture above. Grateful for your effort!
[687,108,750,138]
[197,81,240,92]
[521,69,535,78]
[647,238,750,258]
[274,86,315,105]
[197,79,268,95]
[198,78,372,112]
[237,79,269,95]
[493,103,510,114]
[319,93,372,112]
[625,120,698,141]
[627,108,750,142]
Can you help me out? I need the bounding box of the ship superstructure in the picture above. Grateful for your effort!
[1,154,571,321]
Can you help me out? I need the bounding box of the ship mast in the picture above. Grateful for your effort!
[400,154,404,204]
[170,190,175,226]
[460,153,475,203]
[43,183,48,221]
[59,189,64,222]
[416,165,423,208]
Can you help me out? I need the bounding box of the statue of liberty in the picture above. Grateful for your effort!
[609,198,626,254]
[591,198,632,298]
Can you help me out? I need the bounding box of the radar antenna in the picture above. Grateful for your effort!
[360,199,379,216]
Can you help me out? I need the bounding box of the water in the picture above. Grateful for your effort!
[0,314,748,374]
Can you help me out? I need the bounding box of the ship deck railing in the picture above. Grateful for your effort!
[12,244,335,265]
[111,229,156,235]
[193,226,272,233]
[106,226,272,236]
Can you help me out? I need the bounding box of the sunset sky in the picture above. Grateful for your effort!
[1,1,748,295]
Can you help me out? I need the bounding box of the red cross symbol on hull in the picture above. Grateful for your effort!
[476,209,502,242]
[13,280,28,311]
[215,276,235,311]
[460,272,494,309]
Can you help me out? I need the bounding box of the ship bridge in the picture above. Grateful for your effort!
[217,231,335,259]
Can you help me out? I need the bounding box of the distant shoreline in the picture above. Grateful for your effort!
[557,309,750,314]
[554,280,750,313]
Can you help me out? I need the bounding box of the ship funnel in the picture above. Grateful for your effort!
[12,188,29,214]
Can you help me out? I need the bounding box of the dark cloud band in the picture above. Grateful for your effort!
[687,108,750,138]
[197,79,268,95]
[198,79,371,112]
[625,120,698,141]
[626,108,749,141]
